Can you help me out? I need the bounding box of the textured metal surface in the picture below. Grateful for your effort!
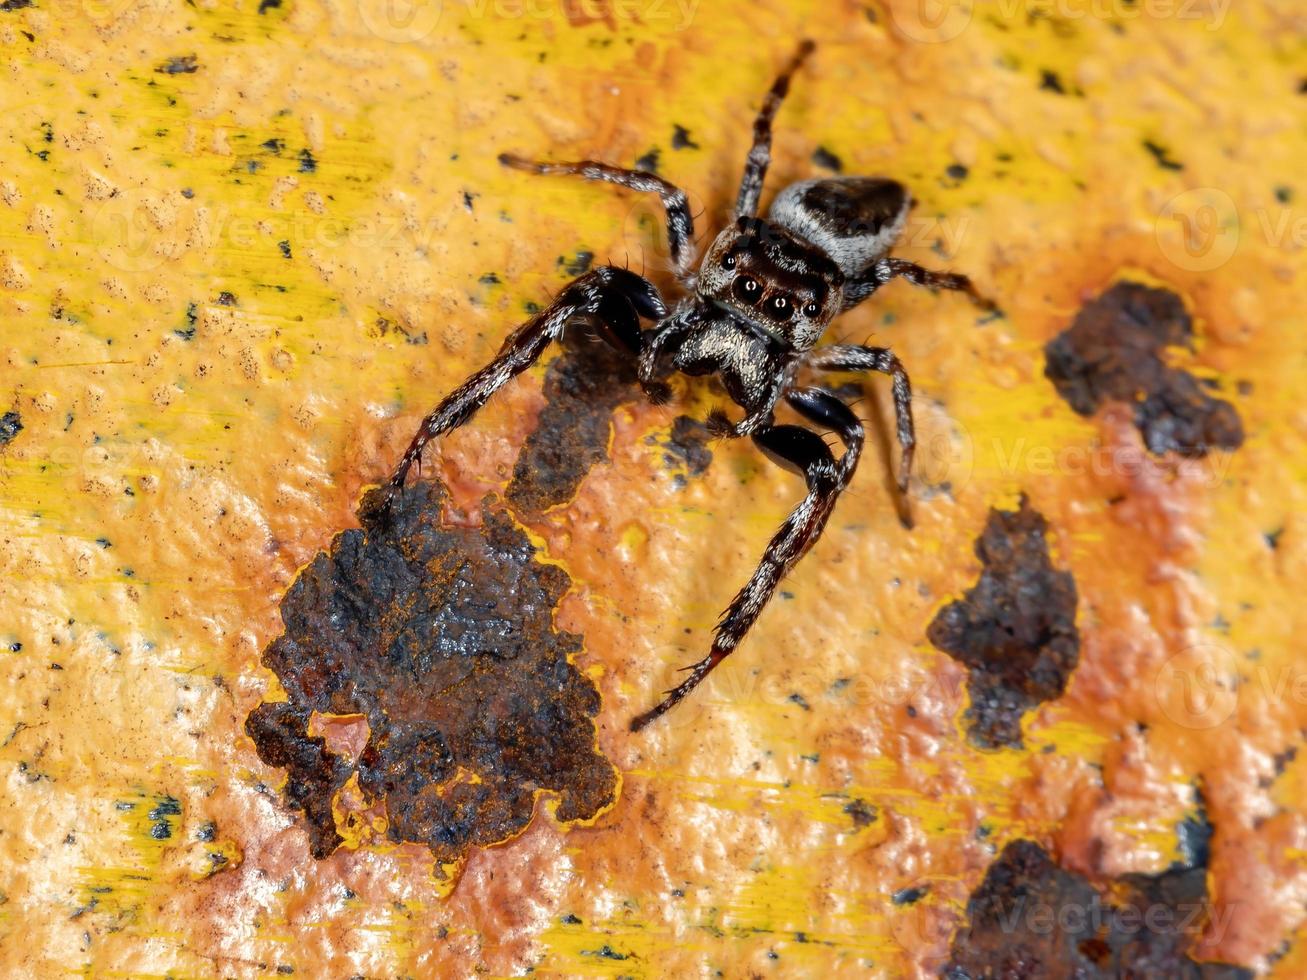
[0,1,1304,977]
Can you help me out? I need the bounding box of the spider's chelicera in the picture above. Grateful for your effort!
[387,41,994,732]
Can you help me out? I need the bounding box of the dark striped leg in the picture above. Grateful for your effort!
[806,344,915,495]
[498,154,697,280]
[630,388,862,732]
[735,39,816,217]
[389,266,664,489]
[843,257,997,314]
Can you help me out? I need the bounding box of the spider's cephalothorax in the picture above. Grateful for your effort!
[387,41,995,732]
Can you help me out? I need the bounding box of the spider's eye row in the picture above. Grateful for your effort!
[802,301,820,317]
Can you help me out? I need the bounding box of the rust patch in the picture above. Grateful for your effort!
[945,839,1251,978]
[1044,281,1244,457]
[927,496,1079,749]
[506,336,638,516]
[246,480,618,870]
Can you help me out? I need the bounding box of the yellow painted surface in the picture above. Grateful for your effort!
[0,1,1305,977]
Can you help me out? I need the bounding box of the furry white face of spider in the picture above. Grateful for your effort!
[696,176,913,352]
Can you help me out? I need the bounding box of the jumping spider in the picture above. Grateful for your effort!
[387,41,995,732]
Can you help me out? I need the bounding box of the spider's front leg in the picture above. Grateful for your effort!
[735,39,816,217]
[498,154,697,282]
[843,257,998,314]
[630,387,863,731]
[388,266,664,489]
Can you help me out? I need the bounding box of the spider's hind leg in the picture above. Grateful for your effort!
[388,266,664,490]
[630,387,863,732]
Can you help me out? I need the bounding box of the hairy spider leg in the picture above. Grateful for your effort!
[388,266,664,489]
[629,387,863,732]
[806,344,915,493]
[843,256,998,314]
[498,154,697,281]
[735,39,816,218]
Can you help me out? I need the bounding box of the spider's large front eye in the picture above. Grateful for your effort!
[733,276,762,304]
[769,295,794,321]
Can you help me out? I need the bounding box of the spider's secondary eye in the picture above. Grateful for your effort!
[770,295,794,321]
[723,254,737,269]
[802,302,820,317]
[733,276,762,305]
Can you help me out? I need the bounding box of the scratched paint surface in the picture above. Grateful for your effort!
[1,1,1305,977]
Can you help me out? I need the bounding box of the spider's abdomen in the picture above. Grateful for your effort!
[768,177,911,278]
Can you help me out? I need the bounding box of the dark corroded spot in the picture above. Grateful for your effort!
[246,480,617,868]
[0,411,22,447]
[506,336,637,515]
[944,840,1252,979]
[671,124,699,150]
[927,495,1079,749]
[1045,281,1243,457]
[0,0,35,10]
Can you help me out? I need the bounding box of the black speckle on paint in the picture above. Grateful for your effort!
[558,250,594,277]
[258,0,281,12]
[1040,69,1065,93]
[946,162,969,182]
[157,55,199,75]
[892,885,928,905]
[843,799,878,828]
[216,291,237,306]
[0,411,22,447]
[634,148,661,173]
[1143,139,1184,171]
[671,124,699,150]
[462,190,477,211]
[261,138,285,154]
[812,146,843,172]
[174,302,198,341]
[278,240,292,259]
[298,148,317,173]
[0,0,35,11]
